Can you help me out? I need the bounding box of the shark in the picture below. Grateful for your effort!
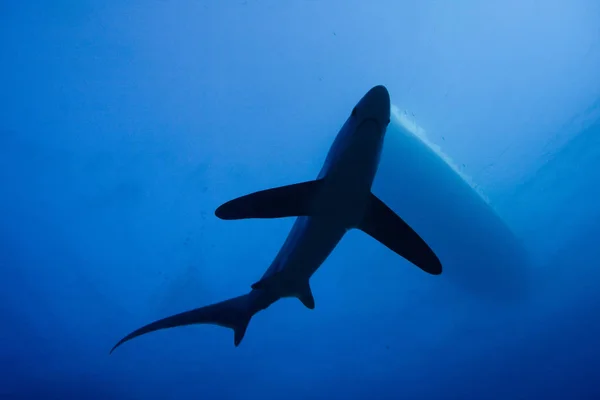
[110,85,441,354]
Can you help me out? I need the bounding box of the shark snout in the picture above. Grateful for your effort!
[356,85,391,128]
[367,85,389,100]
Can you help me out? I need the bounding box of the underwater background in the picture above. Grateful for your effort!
[2,1,600,399]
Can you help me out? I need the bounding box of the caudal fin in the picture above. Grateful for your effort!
[110,293,253,354]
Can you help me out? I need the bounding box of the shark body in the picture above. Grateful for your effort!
[110,85,441,353]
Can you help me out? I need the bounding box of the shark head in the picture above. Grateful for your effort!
[317,85,392,180]
[350,85,391,131]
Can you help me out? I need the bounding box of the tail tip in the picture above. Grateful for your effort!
[109,341,123,355]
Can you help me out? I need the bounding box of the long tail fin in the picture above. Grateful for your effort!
[110,293,253,354]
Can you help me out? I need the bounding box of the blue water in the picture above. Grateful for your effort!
[2,1,600,399]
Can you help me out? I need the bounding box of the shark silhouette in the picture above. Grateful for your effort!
[110,85,441,354]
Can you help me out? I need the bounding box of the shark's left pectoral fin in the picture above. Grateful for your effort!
[215,179,323,220]
[358,194,442,275]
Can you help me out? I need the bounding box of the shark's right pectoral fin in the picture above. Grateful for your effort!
[215,179,324,220]
[358,193,442,275]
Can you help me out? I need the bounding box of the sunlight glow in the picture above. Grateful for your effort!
[390,104,490,203]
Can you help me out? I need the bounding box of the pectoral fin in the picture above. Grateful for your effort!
[358,193,442,275]
[215,179,323,220]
